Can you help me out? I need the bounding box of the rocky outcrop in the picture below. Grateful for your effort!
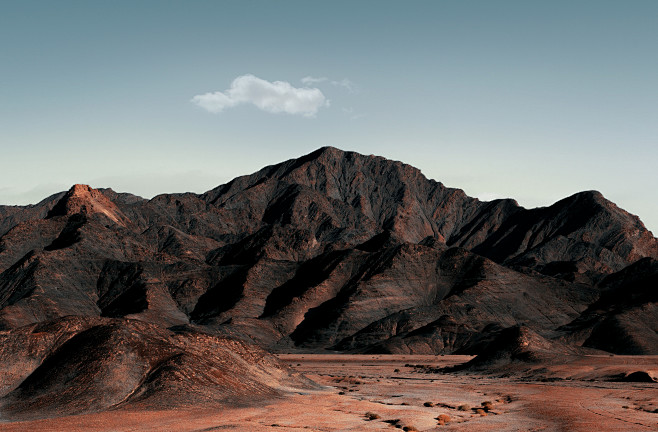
[447,325,582,371]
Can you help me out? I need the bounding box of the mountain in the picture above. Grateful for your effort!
[0,146,656,356]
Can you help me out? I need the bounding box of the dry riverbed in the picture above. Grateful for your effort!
[0,354,655,431]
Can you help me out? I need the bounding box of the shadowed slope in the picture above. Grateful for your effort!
[557,257,658,354]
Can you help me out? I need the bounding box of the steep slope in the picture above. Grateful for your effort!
[468,191,658,283]
[200,147,657,279]
[557,257,658,354]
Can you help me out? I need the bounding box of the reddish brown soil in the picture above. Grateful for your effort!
[0,355,655,431]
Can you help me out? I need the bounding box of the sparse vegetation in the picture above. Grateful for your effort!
[437,413,451,425]
[481,400,494,411]
[458,404,471,411]
[423,401,434,407]
[403,426,418,431]
[475,408,487,416]
[365,412,380,420]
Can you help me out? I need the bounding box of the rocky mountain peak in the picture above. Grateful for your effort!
[46,184,129,226]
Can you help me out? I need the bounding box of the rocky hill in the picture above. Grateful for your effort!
[0,147,656,356]
[0,316,315,420]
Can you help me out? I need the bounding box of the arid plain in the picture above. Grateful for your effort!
[1,354,655,432]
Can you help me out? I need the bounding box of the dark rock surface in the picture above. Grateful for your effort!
[556,257,658,354]
[0,146,656,357]
[446,325,583,372]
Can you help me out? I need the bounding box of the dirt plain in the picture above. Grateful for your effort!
[0,354,655,432]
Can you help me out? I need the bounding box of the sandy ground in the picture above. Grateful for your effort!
[0,354,655,431]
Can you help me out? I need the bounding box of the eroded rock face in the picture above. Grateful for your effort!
[0,147,656,355]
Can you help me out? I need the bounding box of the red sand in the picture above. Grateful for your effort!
[1,355,655,431]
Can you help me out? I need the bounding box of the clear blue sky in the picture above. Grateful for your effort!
[1,0,657,233]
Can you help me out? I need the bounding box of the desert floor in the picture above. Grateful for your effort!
[0,354,655,431]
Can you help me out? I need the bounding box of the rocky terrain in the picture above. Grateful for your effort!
[0,146,656,423]
[0,146,656,358]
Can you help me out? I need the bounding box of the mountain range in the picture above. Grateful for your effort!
[0,146,656,358]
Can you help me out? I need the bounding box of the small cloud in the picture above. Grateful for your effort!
[192,74,327,117]
[301,76,328,86]
[342,107,366,120]
[302,76,358,93]
[332,78,357,93]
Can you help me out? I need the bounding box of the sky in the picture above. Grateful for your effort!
[1,0,657,233]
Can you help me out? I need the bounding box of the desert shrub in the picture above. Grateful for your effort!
[475,408,487,416]
[437,413,451,425]
[394,368,400,372]
[481,401,494,411]
[458,404,470,411]
[423,401,435,407]
[403,426,418,431]
[383,419,401,425]
[365,412,380,420]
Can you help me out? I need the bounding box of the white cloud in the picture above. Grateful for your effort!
[301,76,328,86]
[301,76,358,93]
[192,74,327,117]
[332,78,357,93]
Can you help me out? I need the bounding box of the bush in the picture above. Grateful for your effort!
[481,401,494,411]
[365,412,380,420]
[403,426,418,431]
[437,414,451,425]
[424,401,435,407]
[458,404,470,411]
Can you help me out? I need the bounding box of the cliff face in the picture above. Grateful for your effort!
[0,147,656,354]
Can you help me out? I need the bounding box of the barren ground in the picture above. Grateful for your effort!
[0,354,656,431]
